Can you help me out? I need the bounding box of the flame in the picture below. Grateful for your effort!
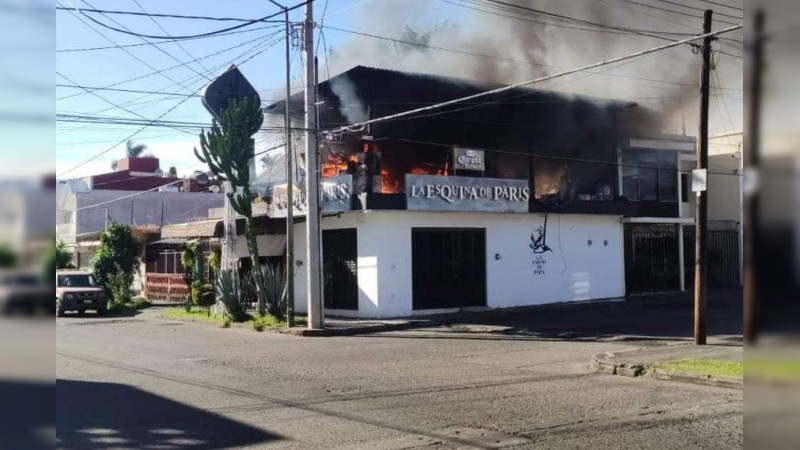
[322,154,359,178]
[535,164,570,199]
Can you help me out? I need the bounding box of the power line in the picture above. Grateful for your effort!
[693,0,742,12]
[606,0,740,23]
[130,0,214,77]
[79,0,212,83]
[57,29,284,101]
[320,24,742,94]
[57,0,200,96]
[649,0,741,18]
[481,0,736,34]
[56,32,289,178]
[55,6,285,23]
[440,0,704,38]
[57,24,280,53]
[65,0,312,40]
[323,24,742,135]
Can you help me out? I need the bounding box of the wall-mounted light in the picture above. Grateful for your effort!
[495,253,502,260]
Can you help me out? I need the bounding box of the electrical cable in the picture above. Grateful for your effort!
[323,24,742,135]
[57,24,280,53]
[603,0,740,23]
[65,0,313,40]
[319,25,742,93]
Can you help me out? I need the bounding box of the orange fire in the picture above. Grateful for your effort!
[322,154,359,178]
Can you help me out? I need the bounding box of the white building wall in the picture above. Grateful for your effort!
[292,211,625,318]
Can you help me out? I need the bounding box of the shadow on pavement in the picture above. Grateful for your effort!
[57,379,282,449]
[0,380,54,450]
[366,289,743,343]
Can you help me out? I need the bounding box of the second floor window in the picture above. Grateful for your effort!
[621,149,678,203]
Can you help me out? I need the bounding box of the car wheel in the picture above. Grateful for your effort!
[56,300,65,317]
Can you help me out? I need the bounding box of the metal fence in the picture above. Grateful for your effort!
[624,225,681,294]
[683,228,741,288]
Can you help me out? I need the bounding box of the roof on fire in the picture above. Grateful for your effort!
[264,65,636,119]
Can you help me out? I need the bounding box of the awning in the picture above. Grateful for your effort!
[161,220,223,239]
[149,238,189,246]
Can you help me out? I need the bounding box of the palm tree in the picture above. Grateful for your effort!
[126,140,147,159]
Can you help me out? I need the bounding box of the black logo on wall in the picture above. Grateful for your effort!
[530,215,553,276]
[530,215,553,255]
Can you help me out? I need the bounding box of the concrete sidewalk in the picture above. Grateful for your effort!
[592,341,743,389]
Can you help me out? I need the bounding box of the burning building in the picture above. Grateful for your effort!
[260,66,714,318]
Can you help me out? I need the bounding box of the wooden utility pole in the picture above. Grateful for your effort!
[304,0,323,329]
[282,5,296,327]
[744,10,765,345]
[694,9,713,346]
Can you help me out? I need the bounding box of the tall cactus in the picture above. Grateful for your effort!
[194,98,268,317]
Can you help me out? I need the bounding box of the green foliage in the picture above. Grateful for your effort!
[0,244,18,268]
[180,242,202,279]
[207,249,221,275]
[92,223,139,292]
[167,166,178,178]
[54,240,74,270]
[194,97,268,316]
[108,297,151,315]
[108,265,132,306]
[254,263,286,320]
[220,316,231,329]
[191,281,215,315]
[215,270,248,322]
[250,315,285,332]
[126,140,147,158]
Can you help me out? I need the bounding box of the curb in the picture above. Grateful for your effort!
[278,321,420,337]
[591,351,743,390]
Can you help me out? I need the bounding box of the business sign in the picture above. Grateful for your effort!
[406,175,530,213]
[269,175,352,218]
[692,169,708,193]
[201,65,261,120]
[453,147,486,172]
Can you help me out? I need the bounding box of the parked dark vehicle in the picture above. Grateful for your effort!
[56,271,107,317]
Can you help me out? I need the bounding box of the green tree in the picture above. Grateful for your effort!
[194,97,268,316]
[53,239,74,270]
[0,244,17,268]
[126,140,147,158]
[168,166,178,178]
[92,223,139,299]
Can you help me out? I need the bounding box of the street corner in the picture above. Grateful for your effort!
[591,344,744,390]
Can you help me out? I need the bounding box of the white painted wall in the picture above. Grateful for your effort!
[292,211,625,318]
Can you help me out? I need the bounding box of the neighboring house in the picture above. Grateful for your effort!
[56,160,225,295]
[0,176,55,268]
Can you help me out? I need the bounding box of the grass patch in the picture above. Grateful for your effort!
[651,358,743,379]
[162,308,226,324]
[161,308,307,331]
[108,298,152,315]
[746,358,800,382]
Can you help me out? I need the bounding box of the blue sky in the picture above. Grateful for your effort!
[55,0,459,179]
[54,0,742,180]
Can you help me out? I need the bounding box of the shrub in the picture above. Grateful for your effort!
[108,266,132,306]
[93,223,138,294]
[252,263,287,321]
[216,270,248,322]
[220,316,231,329]
[252,316,267,332]
[196,284,216,316]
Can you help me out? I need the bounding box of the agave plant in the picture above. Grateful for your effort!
[250,264,287,320]
[215,270,248,322]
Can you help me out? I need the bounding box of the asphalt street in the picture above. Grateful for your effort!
[55,298,743,449]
